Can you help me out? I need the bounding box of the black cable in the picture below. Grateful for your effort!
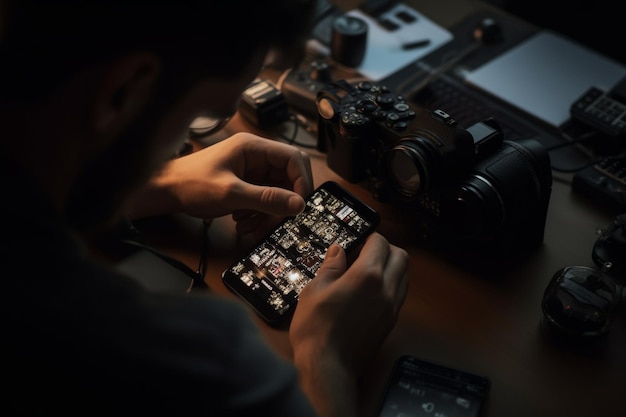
[275,113,318,149]
[545,129,605,173]
[545,135,593,152]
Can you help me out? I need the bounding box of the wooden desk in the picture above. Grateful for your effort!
[134,111,625,417]
[131,2,626,416]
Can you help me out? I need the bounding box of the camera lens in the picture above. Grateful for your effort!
[386,138,439,198]
[384,115,477,199]
[441,175,503,237]
[440,139,552,246]
[386,142,428,197]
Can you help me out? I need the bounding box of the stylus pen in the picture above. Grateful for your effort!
[401,38,431,50]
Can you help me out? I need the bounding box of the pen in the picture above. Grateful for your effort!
[401,38,431,50]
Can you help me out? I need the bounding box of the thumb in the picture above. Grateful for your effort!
[315,244,347,284]
[238,184,306,216]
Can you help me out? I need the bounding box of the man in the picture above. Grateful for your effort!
[0,1,409,416]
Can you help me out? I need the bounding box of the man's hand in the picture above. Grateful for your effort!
[289,233,409,417]
[126,133,314,239]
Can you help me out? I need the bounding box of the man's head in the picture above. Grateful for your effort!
[0,0,316,232]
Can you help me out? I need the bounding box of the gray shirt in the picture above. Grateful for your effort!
[0,167,318,416]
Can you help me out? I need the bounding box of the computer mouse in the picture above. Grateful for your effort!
[541,265,622,339]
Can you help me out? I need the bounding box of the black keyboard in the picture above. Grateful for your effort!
[409,76,540,141]
[570,86,626,139]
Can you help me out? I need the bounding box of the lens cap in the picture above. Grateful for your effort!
[331,15,368,68]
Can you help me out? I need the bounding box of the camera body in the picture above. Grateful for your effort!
[316,80,553,262]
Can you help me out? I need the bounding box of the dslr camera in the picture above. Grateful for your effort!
[316,80,553,263]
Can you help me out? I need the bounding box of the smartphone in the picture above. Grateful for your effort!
[375,355,491,417]
[221,181,380,326]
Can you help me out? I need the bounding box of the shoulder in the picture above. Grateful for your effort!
[3,255,314,414]
[0,205,316,415]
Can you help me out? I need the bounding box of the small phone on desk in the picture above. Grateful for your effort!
[221,181,380,326]
[375,355,491,417]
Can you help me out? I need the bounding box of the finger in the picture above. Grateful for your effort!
[232,208,258,221]
[295,150,314,196]
[351,233,390,271]
[351,235,409,311]
[263,144,313,198]
[243,138,313,198]
[386,246,410,312]
[313,244,347,285]
[233,183,306,217]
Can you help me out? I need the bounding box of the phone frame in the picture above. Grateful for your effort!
[375,355,491,417]
[221,181,380,326]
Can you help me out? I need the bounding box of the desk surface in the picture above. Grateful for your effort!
[131,1,626,416]
[140,116,625,417]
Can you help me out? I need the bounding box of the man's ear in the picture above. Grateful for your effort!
[93,52,160,135]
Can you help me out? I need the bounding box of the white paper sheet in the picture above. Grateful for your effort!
[308,3,453,81]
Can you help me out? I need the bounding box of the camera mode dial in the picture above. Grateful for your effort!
[340,81,416,133]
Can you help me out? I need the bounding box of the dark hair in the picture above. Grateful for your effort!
[0,0,317,102]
